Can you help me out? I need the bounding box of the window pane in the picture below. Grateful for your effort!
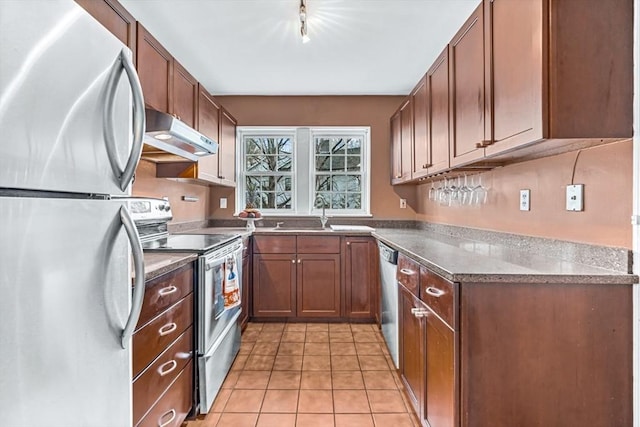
[331,193,346,209]
[346,138,361,154]
[315,175,331,191]
[246,138,262,155]
[246,155,268,171]
[331,175,348,191]
[315,192,331,208]
[315,138,331,154]
[331,156,345,171]
[332,138,346,155]
[316,155,331,171]
[346,156,361,171]
[276,177,291,192]
[261,192,275,209]
[278,138,293,154]
[346,175,361,192]
[276,192,292,209]
[277,156,292,171]
[347,193,361,209]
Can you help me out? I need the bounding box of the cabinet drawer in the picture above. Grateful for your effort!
[297,236,340,254]
[133,293,193,377]
[397,253,420,296]
[138,263,193,328]
[420,267,455,328]
[253,235,296,253]
[136,360,193,427]
[133,327,193,425]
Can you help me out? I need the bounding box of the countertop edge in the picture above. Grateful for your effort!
[143,253,199,281]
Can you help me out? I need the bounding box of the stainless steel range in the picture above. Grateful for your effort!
[123,197,243,415]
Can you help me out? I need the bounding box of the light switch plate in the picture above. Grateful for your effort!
[400,199,407,209]
[519,189,530,211]
[566,184,584,211]
[220,198,227,209]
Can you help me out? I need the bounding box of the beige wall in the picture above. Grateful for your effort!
[416,140,633,248]
[132,160,211,224]
[209,95,413,219]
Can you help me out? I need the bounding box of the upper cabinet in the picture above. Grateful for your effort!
[484,0,632,158]
[218,108,237,186]
[449,4,487,168]
[390,99,413,184]
[391,0,632,184]
[137,24,172,113]
[172,62,198,129]
[75,0,136,63]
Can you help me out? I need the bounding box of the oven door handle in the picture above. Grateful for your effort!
[120,206,145,349]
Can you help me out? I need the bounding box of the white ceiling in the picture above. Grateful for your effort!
[120,0,481,96]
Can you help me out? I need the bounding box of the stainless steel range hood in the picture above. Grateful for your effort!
[141,108,217,162]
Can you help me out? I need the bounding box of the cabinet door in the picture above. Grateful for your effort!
[428,47,451,174]
[75,0,136,63]
[344,237,376,320]
[484,0,544,155]
[218,108,237,186]
[252,254,296,317]
[390,111,403,184]
[297,254,341,318]
[137,23,172,113]
[400,99,413,181]
[450,4,487,167]
[424,310,456,427]
[172,61,197,129]
[399,285,425,418]
[412,76,430,180]
[196,86,220,182]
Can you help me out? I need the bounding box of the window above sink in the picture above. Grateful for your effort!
[236,126,371,217]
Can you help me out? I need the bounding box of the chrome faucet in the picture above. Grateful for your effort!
[320,206,329,228]
[275,221,284,229]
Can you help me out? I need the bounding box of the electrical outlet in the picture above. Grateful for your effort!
[400,199,407,209]
[519,189,530,211]
[566,184,584,211]
[220,198,227,209]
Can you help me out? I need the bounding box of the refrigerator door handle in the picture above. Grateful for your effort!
[119,205,145,349]
[104,48,145,192]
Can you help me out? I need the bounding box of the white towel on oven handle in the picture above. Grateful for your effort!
[223,252,240,309]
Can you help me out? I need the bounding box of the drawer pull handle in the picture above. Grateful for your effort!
[399,268,416,276]
[157,359,178,377]
[158,408,176,427]
[158,322,177,336]
[425,287,445,297]
[411,307,429,318]
[158,285,178,296]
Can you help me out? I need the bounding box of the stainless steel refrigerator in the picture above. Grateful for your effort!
[0,1,146,426]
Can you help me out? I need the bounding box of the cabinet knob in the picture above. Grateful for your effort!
[346,242,351,246]
[475,140,493,148]
[292,259,295,263]
[297,259,301,263]
[422,164,431,169]
[395,174,402,179]
[218,176,225,179]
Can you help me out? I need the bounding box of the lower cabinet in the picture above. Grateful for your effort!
[397,256,632,427]
[251,234,377,321]
[133,263,194,427]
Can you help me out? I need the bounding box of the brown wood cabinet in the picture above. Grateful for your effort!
[75,0,136,63]
[449,3,487,168]
[396,252,631,427]
[390,99,413,184]
[399,283,426,417]
[484,0,632,160]
[137,24,172,113]
[217,108,237,186]
[343,237,378,320]
[390,0,632,183]
[172,61,198,129]
[427,47,451,174]
[252,235,341,319]
[411,76,429,180]
[133,263,194,427]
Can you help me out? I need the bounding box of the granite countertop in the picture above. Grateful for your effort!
[178,227,252,238]
[373,229,637,285]
[142,252,198,281]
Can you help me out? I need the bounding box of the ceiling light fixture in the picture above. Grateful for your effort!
[299,0,310,43]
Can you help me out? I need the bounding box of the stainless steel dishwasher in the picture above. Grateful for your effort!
[378,241,399,369]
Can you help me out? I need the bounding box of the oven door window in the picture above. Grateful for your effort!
[211,263,225,319]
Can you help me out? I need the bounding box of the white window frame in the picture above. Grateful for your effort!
[236,126,371,217]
